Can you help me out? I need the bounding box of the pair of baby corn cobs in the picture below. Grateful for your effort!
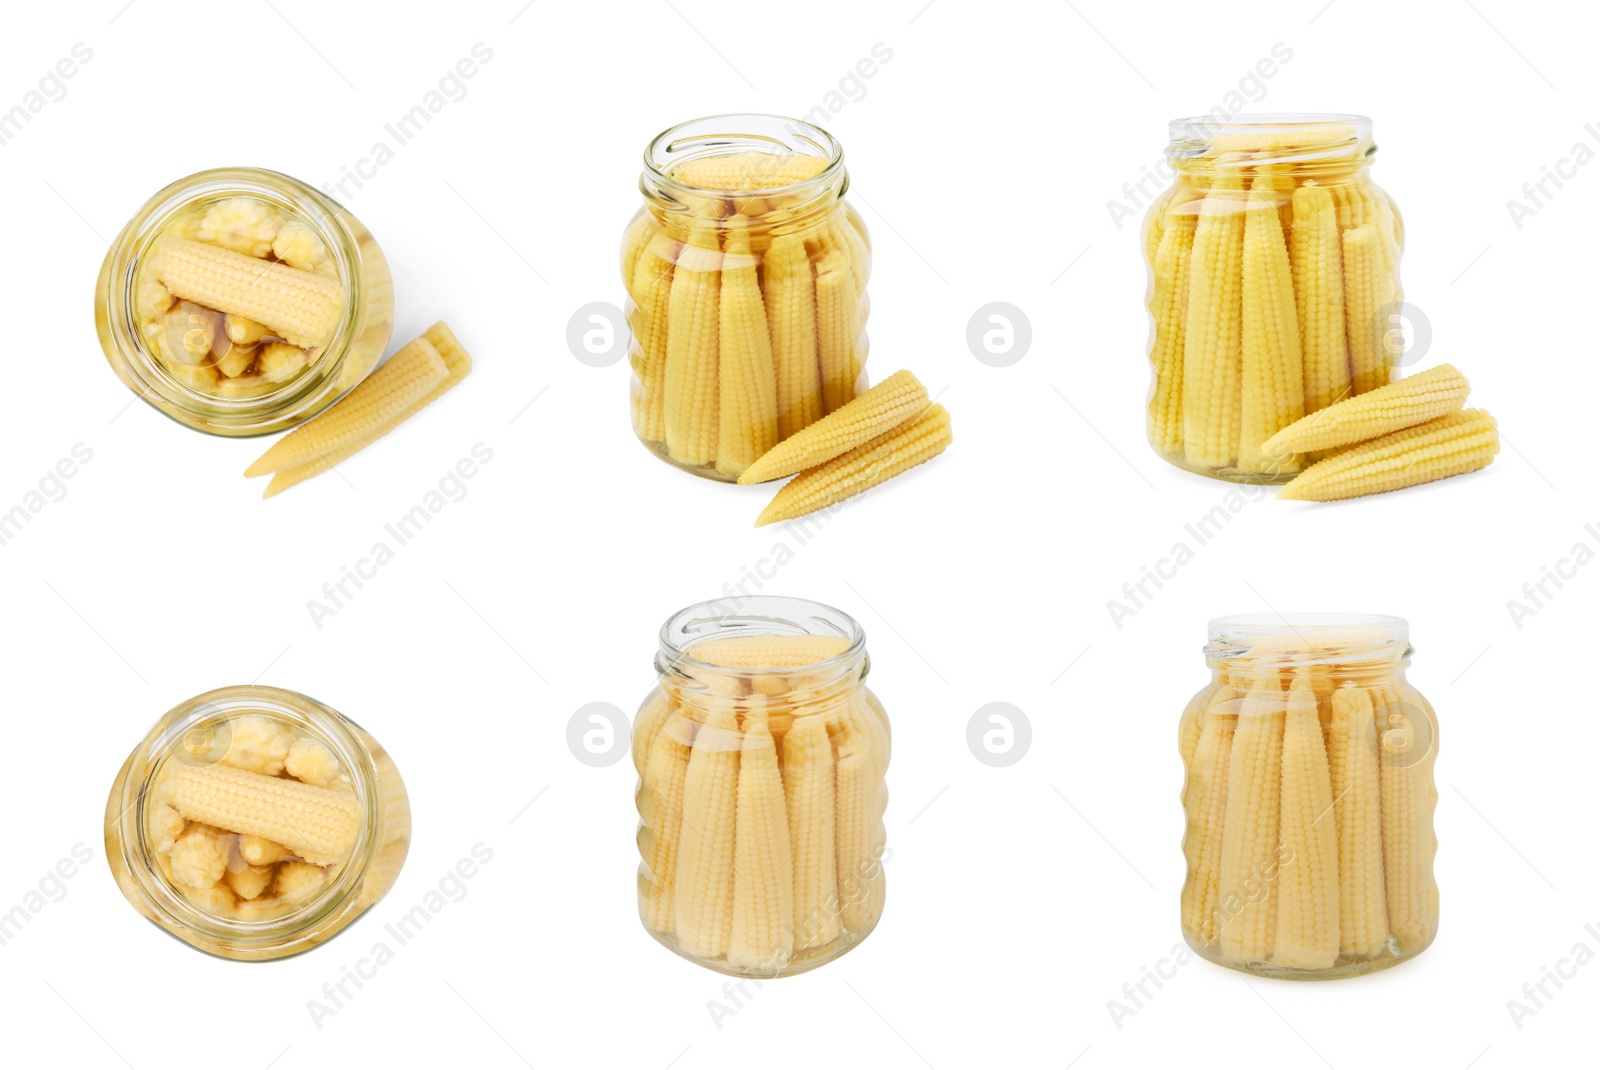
[634,635,888,973]
[146,714,360,920]
[1181,664,1438,974]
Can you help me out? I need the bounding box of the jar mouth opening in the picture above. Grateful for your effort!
[1167,112,1374,166]
[659,595,866,677]
[644,113,845,196]
[114,685,378,949]
[1205,613,1410,666]
[104,167,363,434]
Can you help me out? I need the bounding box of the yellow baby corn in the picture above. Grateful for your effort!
[1273,676,1339,970]
[1148,213,1197,458]
[1217,672,1284,964]
[673,698,740,959]
[738,370,929,485]
[1278,408,1499,502]
[1181,175,1245,469]
[157,238,343,348]
[638,713,695,934]
[715,216,779,479]
[166,762,361,866]
[687,635,851,669]
[620,210,654,289]
[1329,685,1388,957]
[815,244,860,415]
[257,322,472,498]
[1342,223,1396,397]
[727,698,795,968]
[764,233,822,440]
[1375,686,1438,950]
[784,713,840,950]
[631,691,674,778]
[664,216,723,467]
[756,403,951,527]
[245,337,445,476]
[1238,187,1305,472]
[1181,687,1236,947]
[1262,363,1470,457]
[629,231,677,443]
[835,705,883,933]
[1288,186,1350,416]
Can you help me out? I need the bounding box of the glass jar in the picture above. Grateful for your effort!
[633,596,889,976]
[1179,614,1438,979]
[105,685,410,961]
[95,167,394,436]
[622,114,872,481]
[1144,115,1404,483]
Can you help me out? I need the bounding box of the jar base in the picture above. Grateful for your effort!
[634,435,740,483]
[1182,930,1433,980]
[1152,448,1300,486]
[643,916,879,978]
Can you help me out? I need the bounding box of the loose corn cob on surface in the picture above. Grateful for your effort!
[1278,408,1499,501]
[738,369,930,485]
[1262,363,1470,457]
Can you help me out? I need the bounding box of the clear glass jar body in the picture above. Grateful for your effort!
[1179,614,1438,979]
[634,596,889,976]
[623,114,872,482]
[1145,115,1405,483]
[105,685,410,960]
[95,167,394,436]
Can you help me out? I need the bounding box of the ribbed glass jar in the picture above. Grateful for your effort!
[1178,614,1438,979]
[105,685,410,961]
[622,114,872,481]
[1145,114,1404,483]
[633,596,889,976]
[95,167,394,436]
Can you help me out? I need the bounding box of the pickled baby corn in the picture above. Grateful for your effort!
[1273,676,1339,969]
[159,238,343,348]
[1278,408,1499,502]
[167,762,361,865]
[738,369,929,485]
[1262,363,1470,457]
[756,403,952,526]
[1217,673,1284,964]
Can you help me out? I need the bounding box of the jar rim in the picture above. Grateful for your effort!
[659,595,866,676]
[108,684,381,958]
[97,167,366,436]
[1166,113,1374,166]
[1204,613,1411,666]
[643,112,845,195]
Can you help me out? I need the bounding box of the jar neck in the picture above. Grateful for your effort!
[1167,113,1376,182]
[1203,613,1411,683]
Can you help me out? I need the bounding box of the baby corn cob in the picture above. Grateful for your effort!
[157,238,343,348]
[738,370,929,485]
[245,336,447,476]
[629,230,678,444]
[1278,408,1499,501]
[639,712,695,933]
[632,690,674,778]
[621,211,654,289]
[674,698,741,959]
[756,403,951,526]
[824,209,870,301]
[1148,213,1197,458]
[1218,673,1285,964]
[1237,186,1305,472]
[1182,175,1245,469]
[784,714,840,950]
[764,233,822,440]
[715,216,780,479]
[815,244,860,415]
[664,216,723,467]
[688,635,851,669]
[1329,685,1388,957]
[1181,687,1236,947]
[1342,224,1396,396]
[1273,676,1339,970]
[166,762,361,866]
[836,705,884,933]
[1289,186,1351,416]
[1375,686,1438,950]
[728,698,795,969]
[1262,363,1469,457]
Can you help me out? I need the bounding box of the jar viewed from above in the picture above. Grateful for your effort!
[634,596,889,976]
[96,168,394,436]
[1179,614,1438,979]
[1145,115,1404,483]
[105,685,410,960]
[623,114,872,482]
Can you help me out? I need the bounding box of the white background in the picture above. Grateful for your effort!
[0,0,1594,1067]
